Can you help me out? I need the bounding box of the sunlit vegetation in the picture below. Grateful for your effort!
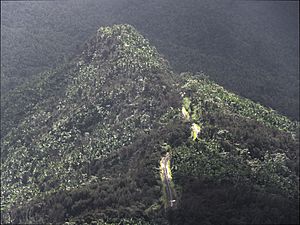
[1,24,298,225]
[181,74,299,134]
[1,25,180,224]
[169,75,299,224]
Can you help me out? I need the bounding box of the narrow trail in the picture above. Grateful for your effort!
[161,153,176,208]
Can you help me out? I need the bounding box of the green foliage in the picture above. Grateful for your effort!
[1,0,298,119]
[169,74,299,224]
[182,97,191,113]
[1,24,298,225]
[182,76,299,134]
[1,25,179,224]
[191,123,201,141]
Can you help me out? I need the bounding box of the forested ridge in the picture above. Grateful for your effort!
[1,0,299,119]
[1,25,299,225]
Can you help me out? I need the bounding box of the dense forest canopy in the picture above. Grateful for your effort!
[1,23,299,225]
[1,1,299,225]
[1,0,299,119]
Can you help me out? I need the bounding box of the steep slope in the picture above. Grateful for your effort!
[170,74,299,224]
[1,24,180,224]
[1,25,299,225]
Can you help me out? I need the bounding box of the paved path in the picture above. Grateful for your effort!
[161,153,176,208]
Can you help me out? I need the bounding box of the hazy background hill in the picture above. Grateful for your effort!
[1,0,299,119]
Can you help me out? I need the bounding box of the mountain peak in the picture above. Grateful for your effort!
[80,24,169,74]
[1,24,298,225]
[1,25,180,219]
